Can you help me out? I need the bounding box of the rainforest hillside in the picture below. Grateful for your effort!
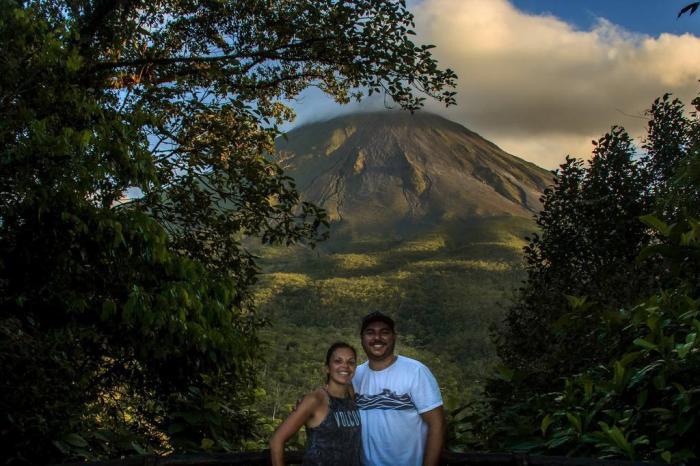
[253,112,553,421]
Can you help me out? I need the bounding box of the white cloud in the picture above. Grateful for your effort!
[411,0,700,168]
[288,0,700,169]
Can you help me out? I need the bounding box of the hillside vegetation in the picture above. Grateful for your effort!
[253,215,536,423]
[251,111,554,439]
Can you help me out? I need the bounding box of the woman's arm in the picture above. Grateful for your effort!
[269,391,322,466]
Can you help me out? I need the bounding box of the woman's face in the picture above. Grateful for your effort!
[326,347,357,386]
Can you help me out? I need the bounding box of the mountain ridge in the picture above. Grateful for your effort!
[276,111,552,238]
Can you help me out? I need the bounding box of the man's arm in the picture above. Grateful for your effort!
[420,405,445,466]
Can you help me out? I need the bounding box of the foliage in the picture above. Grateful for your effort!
[506,216,700,464]
[0,0,455,463]
[494,94,696,400]
[496,138,650,398]
[455,94,700,462]
[252,216,532,424]
[679,2,700,17]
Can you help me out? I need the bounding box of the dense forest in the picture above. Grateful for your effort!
[456,93,700,464]
[0,0,455,463]
[2,0,700,465]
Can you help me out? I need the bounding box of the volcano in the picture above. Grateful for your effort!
[276,111,552,238]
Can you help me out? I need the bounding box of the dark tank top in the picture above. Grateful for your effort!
[302,391,362,466]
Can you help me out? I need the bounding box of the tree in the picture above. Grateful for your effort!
[0,0,456,462]
[640,95,697,219]
[500,96,699,389]
[495,125,655,398]
[469,94,700,461]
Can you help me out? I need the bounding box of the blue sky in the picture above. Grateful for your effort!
[511,0,698,36]
[289,0,700,168]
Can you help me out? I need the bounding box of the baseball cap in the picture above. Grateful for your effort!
[360,311,395,333]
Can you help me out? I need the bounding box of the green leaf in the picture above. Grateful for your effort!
[564,294,593,311]
[201,438,215,450]
[636,389,648,408]
[494,364,514,382]
[648,407,674,420]
[63,433,88,448]
[66,50,83,72]
[541,414,553,436]
[656,439,674,449]
[675,415,694,435]
[653,372,666,390]
[661,451,672,464]
[101,300,116,320]
[676,341,694,359]
[639,214,670,236]
[629,361,662,387]
[597,423,635,459]
[613,360,627,390]
[545,433,572,449]
[637,244,674,263]
[633,338,658,351]
[619,351,642,367]
[509,440,542,451]
[52,440,69,454]
[566,413,582,434]
[582,376,593,400]
[674,449,697,461]
[131,442,148,455]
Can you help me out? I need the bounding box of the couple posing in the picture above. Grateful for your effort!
[270,311,445,466]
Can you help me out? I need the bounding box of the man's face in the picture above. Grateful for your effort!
[361,321,396,362]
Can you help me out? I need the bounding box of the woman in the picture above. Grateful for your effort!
[269,342,362,466]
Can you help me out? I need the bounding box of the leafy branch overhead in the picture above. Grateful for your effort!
[0,0,456,463]
[679,2,700,17]
[76,0,457,107]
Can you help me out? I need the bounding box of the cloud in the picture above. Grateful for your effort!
[411,0,700,168]
[288,87,386,126]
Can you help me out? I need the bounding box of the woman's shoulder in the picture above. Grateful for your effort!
[291,388,326,416]
[303,388,330,428]
[303,388,328,407]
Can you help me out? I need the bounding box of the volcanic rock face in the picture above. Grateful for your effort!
[276,111,552,237]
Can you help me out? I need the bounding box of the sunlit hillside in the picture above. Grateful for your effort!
[253,215,537,422]
[251,112,551,424]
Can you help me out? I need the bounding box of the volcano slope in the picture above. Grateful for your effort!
[253,111,552,421]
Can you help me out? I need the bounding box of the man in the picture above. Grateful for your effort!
[352,311,445,466]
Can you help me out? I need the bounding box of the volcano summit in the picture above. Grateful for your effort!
[276,112,552,238]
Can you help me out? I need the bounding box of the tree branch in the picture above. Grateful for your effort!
[91,35,334,73]
[78,0,141,46]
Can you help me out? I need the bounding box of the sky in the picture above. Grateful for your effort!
[289,0,700,169]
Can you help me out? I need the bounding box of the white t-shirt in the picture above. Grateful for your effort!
[352,355,443,466]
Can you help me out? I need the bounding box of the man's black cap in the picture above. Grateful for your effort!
[360,311,395,333]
